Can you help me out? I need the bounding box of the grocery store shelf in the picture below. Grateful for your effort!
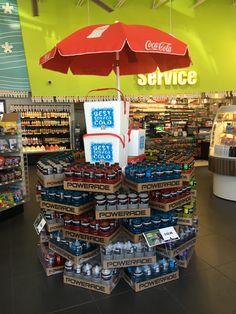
[0,164,21,170]
[0,150,20,154]
[22,125,69,127]
[22,133,70,136]
[0,200,25,213]
[0,178,23,187]
[23,149,71,154]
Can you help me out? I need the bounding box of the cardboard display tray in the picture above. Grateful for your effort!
[191,190,197,198]
[122,226,145,243]
[101,255,156,269]
[123,270,179,292]
[156,237,197,258]
[95,208,151,220]
[63,227,121,245]
[181,167,195,182]
[63,273,121,295]
[37,244,64,276]
[39,230,50,243]
[48,242,99,263]
[177,246,195,268]
[64,179,122,193]
[124,178,183,192]
[37,170,64,188]
[150,194,192,212]
[45,220,64,233]
[40,200,95,215]
[36,194,41,202]
[177,216,194,226]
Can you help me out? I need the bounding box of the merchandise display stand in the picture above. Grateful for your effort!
[35,151,198,293]
[34,93,198,294]
[0,113,29,215]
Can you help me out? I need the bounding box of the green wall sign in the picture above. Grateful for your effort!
[17,0,236,96]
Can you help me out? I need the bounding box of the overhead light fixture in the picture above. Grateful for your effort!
[91,0,114,12]
[76,0,86,6]
[114,0,127,9]
[31,0,39,16]
[192,0,207,9]
[152,0,170,9]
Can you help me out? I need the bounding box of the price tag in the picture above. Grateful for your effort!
[33,213,46,235]
[159,227,179,241]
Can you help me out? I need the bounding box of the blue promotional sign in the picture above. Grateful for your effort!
[139,135,145,149]
[91,142,113,163]
[91,108,114,129]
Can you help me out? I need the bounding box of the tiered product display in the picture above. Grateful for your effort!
[0,113,28,213]
[10,104,72,153]
[35,93,198,294]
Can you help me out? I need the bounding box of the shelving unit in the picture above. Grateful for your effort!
[10,104,73,154]
[0,113,29,214]
[130,97,226,158]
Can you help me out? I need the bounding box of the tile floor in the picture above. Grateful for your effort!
[0,166,236,314]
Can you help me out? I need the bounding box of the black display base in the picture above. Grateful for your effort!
[0,203,24,220]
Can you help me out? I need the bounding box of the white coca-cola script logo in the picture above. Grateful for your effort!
[145,40,172,53]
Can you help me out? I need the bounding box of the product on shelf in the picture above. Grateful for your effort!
[63,211,119,237]
[100,239,156,264]
[149,185,191,204]
[64,162,122,183]
[122,211,178,235]
[0,156,21,168]
[0,138,18,151]
[63,257,121,294]
[0,168,22,183]
[0,188,24,209]
[125,160,182,183]
[11,104,71,153]
[123,256,179,292]
[37,242,65,276]
[41,187,94,206]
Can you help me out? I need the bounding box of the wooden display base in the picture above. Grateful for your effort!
[63,227,121,245]
[48,242,99,264]
[64,179,122,193]
[123,270,179,292]
[37,244,64,276]
[156,237,197,258]
[150,194,192,212]
[177,246,195,268]
[40,200,95,215]
[101,255,156,269]
[64,273,121,295]
[37,171,64,188]
[95,208,150,220]
[124,178,183,192]
[181,167,195,182]
[122,226,145,243]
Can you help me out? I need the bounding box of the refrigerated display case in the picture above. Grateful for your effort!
[209,105,236,201]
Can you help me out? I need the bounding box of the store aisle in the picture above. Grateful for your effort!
[0,166,236,314]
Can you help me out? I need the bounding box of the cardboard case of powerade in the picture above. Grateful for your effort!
[84,99,130,135]
[83,133,128,169]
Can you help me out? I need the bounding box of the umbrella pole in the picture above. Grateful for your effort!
[116,52,121,101]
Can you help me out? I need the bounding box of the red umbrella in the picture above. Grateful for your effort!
[39,22,191,92]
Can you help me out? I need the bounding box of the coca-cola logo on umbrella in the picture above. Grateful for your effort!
[145,41,172,53]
